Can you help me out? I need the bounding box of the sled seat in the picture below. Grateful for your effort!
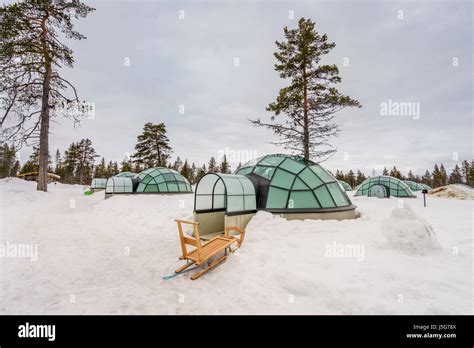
[175,219,245,280]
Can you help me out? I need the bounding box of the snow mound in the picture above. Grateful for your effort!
[381,203,440,255]
[428,184,474,200]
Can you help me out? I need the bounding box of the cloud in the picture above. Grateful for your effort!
[17,0,472,175]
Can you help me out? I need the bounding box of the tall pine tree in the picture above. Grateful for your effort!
[132,122,172,168]
[0,0,95,191]
[250,18,361,161]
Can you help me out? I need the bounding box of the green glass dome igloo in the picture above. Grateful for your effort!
[235,154,355,213]
[355,176,415,198]
[136,167,192,193]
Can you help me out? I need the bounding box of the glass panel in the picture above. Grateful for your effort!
[292,177,308,190]
[314,185,336,208]
[158,183,168,191]
[327,182,349,206]
[227,196,244,212]
[213,179,225,195]
[310,165,335,183]
[178,183,186,191]
[140,175,152,184]
[195,195,212,210]
[213,194,225,209]
[271,169,295,189]
[266,186,289,208]
[288,191,319,209]
[163,173,175,181]
[259,155,285,167]
[242,156,264,167]
[239,178,256,195]
[298,167,323,189]
[145,184,159,192]
[253,166,275,180]
[235,167,252,176]
[195,174,218,194]
[167,183,179,192]
[154,175,165,184]
[244,195,256,210]
[279,158,305,174]
[223,176,243,195]
[136,184,144,192]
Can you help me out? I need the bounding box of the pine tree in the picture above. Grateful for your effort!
[0,0,95,191]
[93,157,107,178]
[208,157,218,173]
[132,162,143,174]
[0,143,17,178]
[461,160,470,185]
[195,164,206,183]
[432,164,443,188]
[219,155,231,174]
[75,139,97,184]
[19,160,36,175]
[389,166,402,179]
[355,170,366,186]
[422,170,432,187]
[407,170,416,181]
[439,164,447,186]
[382,167,389,176]
[347,170,355,187]
[250,18,361,161]
[10,159,20,177]
[120,157,133,173]
[469,161,474,187]
[132,122,172,168]
[180,159,191,181]
[190,163,197,184]
[448,164,463,184]
[172,157,183,172]
[63,143,80,184]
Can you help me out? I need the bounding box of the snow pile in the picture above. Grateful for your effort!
[381,203,440,255]
[428,184,474,200]
[1,178,472,314]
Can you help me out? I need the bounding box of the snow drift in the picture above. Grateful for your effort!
[381,203,440,255]
[428,184,474,200]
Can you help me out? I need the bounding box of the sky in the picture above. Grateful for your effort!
[10,0,473,176]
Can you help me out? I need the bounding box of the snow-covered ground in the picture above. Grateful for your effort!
[0,178,472,314]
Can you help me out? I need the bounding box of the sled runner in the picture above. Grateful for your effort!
[174,219,245,280]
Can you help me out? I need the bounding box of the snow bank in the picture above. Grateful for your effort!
[381,203,440,255]
[1,179,472,314]
[428,184,474,200]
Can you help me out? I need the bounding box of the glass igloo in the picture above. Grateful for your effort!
[136,167,192,193]
[403,180,431,191]
[91,178,107,191]
[355,176,415,198]
[234,154,355,214]
[338,180,353,191]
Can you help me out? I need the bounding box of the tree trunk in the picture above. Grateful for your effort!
[37,13,51,192]
[37,63,51,192]
[302,65,309,160]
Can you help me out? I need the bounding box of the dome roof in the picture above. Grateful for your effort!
[136,167,192,193]
[235,154,353,211]
[355,176,415,197]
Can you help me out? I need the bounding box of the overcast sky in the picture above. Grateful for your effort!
[12,0,473,176]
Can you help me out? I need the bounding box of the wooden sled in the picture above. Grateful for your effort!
[175,219,245,280]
